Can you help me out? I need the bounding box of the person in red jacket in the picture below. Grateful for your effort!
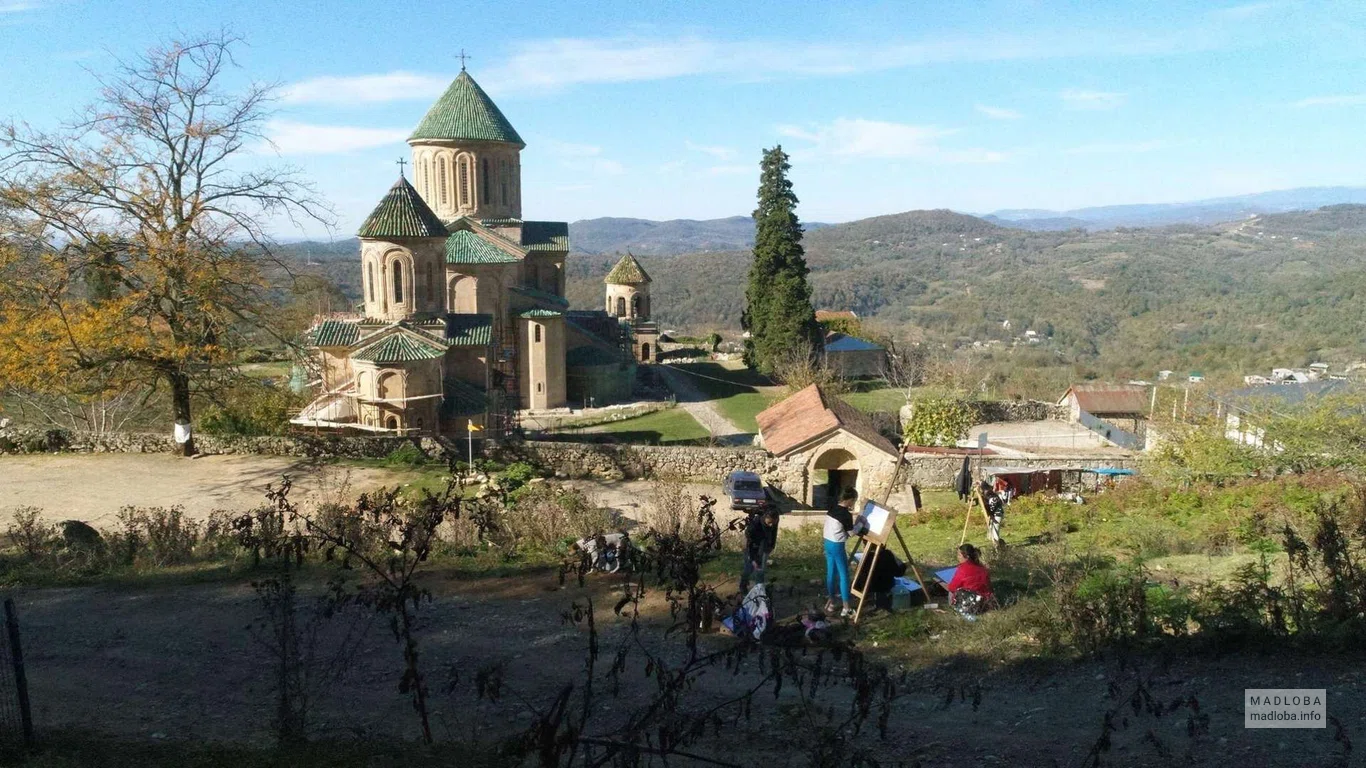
[945,543,994,618]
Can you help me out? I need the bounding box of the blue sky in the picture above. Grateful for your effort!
[4,0,1366,238]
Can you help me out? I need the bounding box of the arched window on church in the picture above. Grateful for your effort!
[615,296,625,317]
[534,324,542,343]
[438,158,448,207]
[499,159,509,205]
[392,261,404,304]
[481,158,491,205]
[459,157,470,208]
[366,262,375,303]
[425,263,434,303]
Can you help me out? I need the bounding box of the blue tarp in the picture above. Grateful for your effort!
[1086,467,1137,476]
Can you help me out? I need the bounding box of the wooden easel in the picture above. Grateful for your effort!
[848,494,931,624]
[960,486,994,545]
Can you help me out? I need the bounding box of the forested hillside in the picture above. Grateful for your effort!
[275,204,1366,381]
[565,205,1366,379]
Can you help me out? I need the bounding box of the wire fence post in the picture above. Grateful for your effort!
[3,597,34,749]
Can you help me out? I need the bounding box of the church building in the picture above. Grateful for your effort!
[294,68,645,437]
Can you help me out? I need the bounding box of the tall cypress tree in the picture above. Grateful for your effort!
[743,145,818,374]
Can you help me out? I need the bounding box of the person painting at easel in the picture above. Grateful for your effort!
[823,486,858,619]
[979,480,1005,547]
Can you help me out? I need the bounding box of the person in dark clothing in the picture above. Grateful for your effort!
[740,506,780,593]
[853,549,907,611]
[979,481,1006,546]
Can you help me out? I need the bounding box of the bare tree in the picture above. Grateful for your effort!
[0,32,331,454]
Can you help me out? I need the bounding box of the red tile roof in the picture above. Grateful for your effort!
[1062,384,1150,415]
[757,384,898,458]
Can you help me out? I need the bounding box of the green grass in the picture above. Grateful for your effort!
[667,361,775,434]
[838,385,907,414]
[588,406,710,445]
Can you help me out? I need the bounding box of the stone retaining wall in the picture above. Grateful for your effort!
[894,454,1140,490]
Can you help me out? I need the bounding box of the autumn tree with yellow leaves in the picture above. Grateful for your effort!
[0,33,330,454]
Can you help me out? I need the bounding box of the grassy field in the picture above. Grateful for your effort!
[588,406,710,444]
[667,361,775,433]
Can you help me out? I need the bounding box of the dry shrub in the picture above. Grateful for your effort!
[6,506,56,560]
[644,476,703,540]
[503,483,614,551]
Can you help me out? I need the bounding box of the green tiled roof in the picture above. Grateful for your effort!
[440,378,489,419]
[309,319,361,347]
[352,333,446,363]
[446,230,521,264]
[520,308,562,318]
[408,71,525,146]
[510,285,570,308]
[479,218,523,227]
[605,253,651,285]
[521,221,570,252]
[358,177,448,239]
[444,313,494,346]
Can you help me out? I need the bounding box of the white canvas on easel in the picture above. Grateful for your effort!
[860,500,895,542]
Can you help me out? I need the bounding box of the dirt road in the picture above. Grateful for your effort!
[0,453,409,526]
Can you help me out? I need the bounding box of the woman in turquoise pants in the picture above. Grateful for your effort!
[822,486,857,618]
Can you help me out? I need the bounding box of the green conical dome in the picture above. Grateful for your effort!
[358,176,448,239]
[408,70,525,146]
[605,253,652,285]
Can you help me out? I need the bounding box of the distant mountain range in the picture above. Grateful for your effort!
[568,216,831,255]
[983,186,1366,230]
[563,186,1366,253]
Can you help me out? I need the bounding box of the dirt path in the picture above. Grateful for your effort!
[656,364,751,446]
[0,453,410,526]
[9,570,1365,765]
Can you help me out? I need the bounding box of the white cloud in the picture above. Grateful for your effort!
[262,121,408,155]
[778,118,1007,163]
[975,104,1022,120]
[1292,94,1366,108]
[281,72,451,105]
[686,141,738,160]
[0,2,39,12]
[1060,89,1126,110]
[283,27,1232,102]
[1065,140,1171,155]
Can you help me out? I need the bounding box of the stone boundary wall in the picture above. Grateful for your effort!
[0,426,440,459]
[490,440,800,486]
[0,426,1134,493]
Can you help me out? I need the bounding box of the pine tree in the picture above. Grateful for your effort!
[743,146,818,374]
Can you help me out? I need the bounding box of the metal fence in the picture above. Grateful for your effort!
[0,597,34,750]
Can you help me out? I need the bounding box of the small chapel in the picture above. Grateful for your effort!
[294,68,652,438]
